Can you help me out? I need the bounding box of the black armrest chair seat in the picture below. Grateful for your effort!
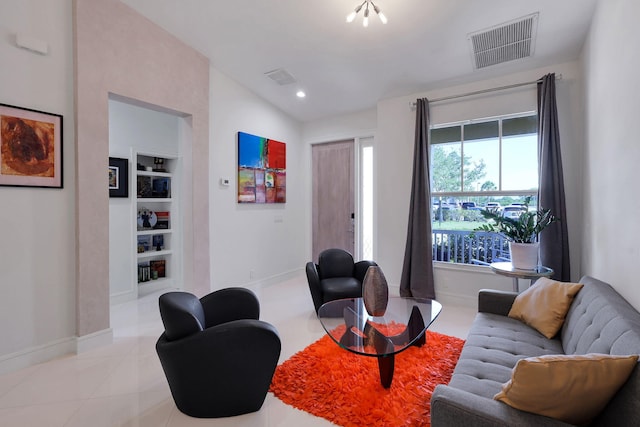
[306,248,378,312]
[321,277,362,300]
[156,288,281,418]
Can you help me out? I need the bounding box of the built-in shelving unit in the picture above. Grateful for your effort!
[134,151,181,297]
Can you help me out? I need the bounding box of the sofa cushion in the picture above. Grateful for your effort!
[448,313,563,399]
[508,278,583,339]
[494,354,639,425]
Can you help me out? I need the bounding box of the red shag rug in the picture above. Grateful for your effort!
[269,325,464,427]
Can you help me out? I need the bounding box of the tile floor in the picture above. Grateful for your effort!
[0,273,476,427]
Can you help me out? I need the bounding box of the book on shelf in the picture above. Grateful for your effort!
[137,235,151,253]
[154,211,170,229]
[138,262,151,283]
[150,259,166,278]
[152,177,171,198]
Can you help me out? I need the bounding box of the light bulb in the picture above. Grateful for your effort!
[363,8,369,27]
[372,4,387,24]
[346,2,364,24]
[296,90,306,98]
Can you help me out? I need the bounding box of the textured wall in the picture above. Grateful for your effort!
[74,0,210,336]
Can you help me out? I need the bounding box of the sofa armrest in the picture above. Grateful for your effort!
[431,385,573,427]
[478,289,518,316]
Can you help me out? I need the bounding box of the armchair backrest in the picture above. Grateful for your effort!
[159,292,206,341]
[318,248,355,279]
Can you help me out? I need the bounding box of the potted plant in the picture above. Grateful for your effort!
[474,197,558,270]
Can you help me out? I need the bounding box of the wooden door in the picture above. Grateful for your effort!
[312,140,355,261]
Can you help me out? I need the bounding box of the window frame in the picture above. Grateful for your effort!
[429,112,539,201]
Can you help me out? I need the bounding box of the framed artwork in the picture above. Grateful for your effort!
[109,157,129,198]
[237,131,286,203]
[0,103,63,188]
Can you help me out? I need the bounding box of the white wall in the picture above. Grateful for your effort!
[108,99,181,301]
[0,0,76,370]
[209,68,307,288]
[581,0,640,309]
[303,108,377,143]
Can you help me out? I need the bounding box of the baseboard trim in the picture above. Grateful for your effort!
[76,328,113,354]
[0,327,114,375]
[243,268,304,291]
[110,289,137,305]
[434,290,476,308]
[0,337,76,375]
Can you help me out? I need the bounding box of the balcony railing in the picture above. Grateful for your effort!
[432,229,510,265]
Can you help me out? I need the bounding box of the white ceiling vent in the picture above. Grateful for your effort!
[264,68,297,85]
[468,13,538,70]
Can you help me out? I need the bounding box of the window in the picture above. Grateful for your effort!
[430,113,538,265]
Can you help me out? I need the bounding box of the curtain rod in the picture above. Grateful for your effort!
[410,74,562,109]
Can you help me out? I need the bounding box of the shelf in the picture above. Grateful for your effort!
[136,170,172,178]
[137,198,173,203]
[137,229,173,236]
[137,249,172,259]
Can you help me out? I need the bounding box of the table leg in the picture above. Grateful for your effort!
[512,277,519,292]
[388,305,426,347]
[377,355,394,388]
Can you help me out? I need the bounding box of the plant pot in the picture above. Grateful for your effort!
[509,241,539,270]
[362,266,389,316]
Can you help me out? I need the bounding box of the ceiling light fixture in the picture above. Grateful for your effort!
[296,90,306,98]
[346,1,387,26]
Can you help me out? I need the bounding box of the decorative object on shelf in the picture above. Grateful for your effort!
[137,207,157,230]
[474,196,558,270]
[137,235,151,252]
[109,157,128,198]
[137,175,152,198]
[153,157,166,172]
[346,0,387,27]
[362,266,389,316]
[237,131,286,204]
[152,234,164,251]
[150,259,166,278]
[152,177,170,198]
[154,211,170,229]
[0,103,63,188]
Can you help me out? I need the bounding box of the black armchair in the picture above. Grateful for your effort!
[306,248,378,312]
[156,288,281,418]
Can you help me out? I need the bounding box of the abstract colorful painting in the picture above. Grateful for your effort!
[238,132,286,203]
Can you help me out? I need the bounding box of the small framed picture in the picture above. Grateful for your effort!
[0,103,63,188]
[109,157,129,198]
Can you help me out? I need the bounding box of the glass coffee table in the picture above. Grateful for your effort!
[317,297,442,388]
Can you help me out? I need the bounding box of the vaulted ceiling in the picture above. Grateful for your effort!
[121,0,598,122]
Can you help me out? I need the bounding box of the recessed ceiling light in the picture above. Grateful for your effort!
[296,90,306,98]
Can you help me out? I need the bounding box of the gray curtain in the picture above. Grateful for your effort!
[538,73,570,281]
[400,98,435,298]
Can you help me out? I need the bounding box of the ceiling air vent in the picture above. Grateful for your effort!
[468,13,539,70]
[264,68,297,85]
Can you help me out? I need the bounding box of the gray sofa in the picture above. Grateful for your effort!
[431,276,640,427]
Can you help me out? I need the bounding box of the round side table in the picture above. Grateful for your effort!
[490,262,554,292]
